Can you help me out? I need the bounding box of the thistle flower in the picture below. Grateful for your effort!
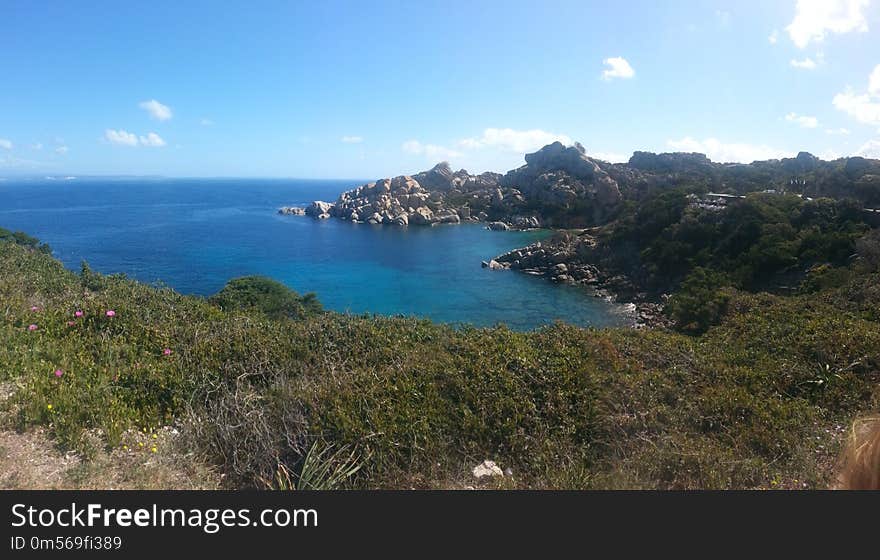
[28,324,38,331]
[54,369,63,378]
[74,310,84,318]
[105,310,116,317]
[163,348,172,356]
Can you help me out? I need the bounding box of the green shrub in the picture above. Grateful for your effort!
[0,226,51,254]
[666,267,731,334]
[209,276,322,320]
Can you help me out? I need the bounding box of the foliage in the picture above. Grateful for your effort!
[598,192,870,295]
[0,226,51,253]
[209,275,322,320]
[270,441,365,490]
[665,267,731,334]
[855,228,880,272]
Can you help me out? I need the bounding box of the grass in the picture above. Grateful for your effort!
[1,238,878,489]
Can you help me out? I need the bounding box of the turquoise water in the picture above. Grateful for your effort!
[0,177,631,330]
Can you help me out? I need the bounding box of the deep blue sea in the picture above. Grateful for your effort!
[0,177,631,330]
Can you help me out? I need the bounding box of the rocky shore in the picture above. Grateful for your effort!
[486,231,670,328]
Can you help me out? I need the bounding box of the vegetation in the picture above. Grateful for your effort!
[600,191,870,297]
[0,225,51,254]
[1,229,878,489]
[665,268,730,334]
[209,275,322,320]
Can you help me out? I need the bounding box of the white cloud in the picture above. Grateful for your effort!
[833,65,880,127]
[825,127,851,135]
[869,64,880,96]
[401,140,463,160]
[104,129,165,147]
[786,0,869,49]
[0,138,13,150]
[200,118,214,126]
[588,151,629,163]
[402,127,578,168]
[138,132,166,147]
[790,57,818,69]
[769,29,779,44]
[785,112,820,128]
[856,139,880,158]
[817,149,843,160]
[457,128,572,153]
[833,90,880,126]
[55,146,69,155]
[341,135,364,144]
[104,129,139,146]
[138,99,173,121]
[32,142,43,150]
[666,137,794,163]
[601,56,635,80]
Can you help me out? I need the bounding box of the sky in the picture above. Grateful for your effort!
[1,0,880,178]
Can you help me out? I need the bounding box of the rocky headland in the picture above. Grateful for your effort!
[279,141,624,230]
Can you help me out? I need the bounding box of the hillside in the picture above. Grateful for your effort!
[1,226,878,489]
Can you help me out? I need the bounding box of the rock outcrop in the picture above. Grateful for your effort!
[278,206,306,216]
[282,143,625,228]
[305,201,334,219]
[330,174,459,226]
[285,162,535,228]
[500,142,623,224]
[492,232,603,286]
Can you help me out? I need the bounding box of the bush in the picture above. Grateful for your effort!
[666,267,731,334]
[209,276,322,320]
[856,228,880,272]
[0,226,51,253]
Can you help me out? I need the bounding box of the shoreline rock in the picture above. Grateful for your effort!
[488,231,671,328]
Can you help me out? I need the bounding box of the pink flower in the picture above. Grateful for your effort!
[74,310,84,318]
[67,321,76,327]
[163,348,172,356]
[54,369,63,378]
[30,306,39,312]
[28,324,38,331]
[105,310,116,317]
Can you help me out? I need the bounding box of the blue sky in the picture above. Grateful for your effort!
[1,0,879,178]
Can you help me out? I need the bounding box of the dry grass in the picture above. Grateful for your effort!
[0,426,219,490]
[0,382,218,490]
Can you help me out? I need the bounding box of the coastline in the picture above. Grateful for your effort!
[279,206,657,329]
[486,231,669,329]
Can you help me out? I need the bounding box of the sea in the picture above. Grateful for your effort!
[0,177,631,330]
